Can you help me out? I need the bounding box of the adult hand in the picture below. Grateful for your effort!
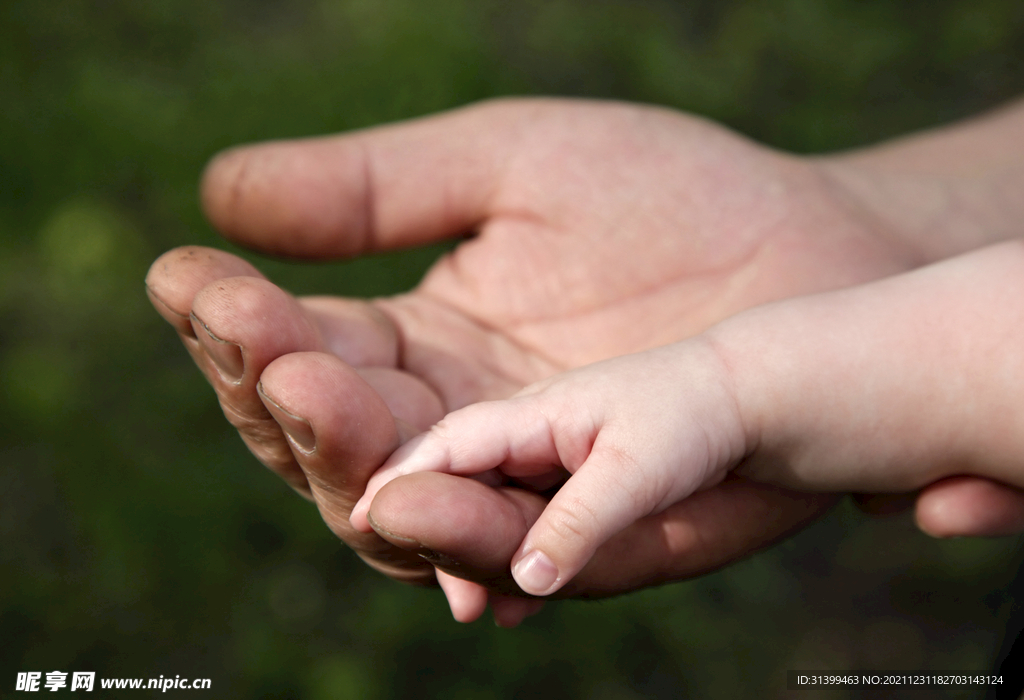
[146,98,1024,625]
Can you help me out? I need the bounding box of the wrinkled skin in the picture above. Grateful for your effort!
[146,99,1024,626]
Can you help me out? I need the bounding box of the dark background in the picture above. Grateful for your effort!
[3,1,1024,698]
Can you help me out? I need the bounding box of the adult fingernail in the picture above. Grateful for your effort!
[257,382,317,454]
[191,312,244,383]
[512,550,559,596]
[365,512,420,544]
[417,549,460,569]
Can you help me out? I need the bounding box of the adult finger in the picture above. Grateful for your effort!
[368,472,835,598]
[147,248,315,493]
[188,276,324,493]
[368,472,548,595]
[916,476,1024,537]
[258,351,438,582]
[200,100,537,258]
[147,248,399,367]
[147,247,409,496]
[191,279,423,492]
[577,478,836,596]
[146,246,266,338]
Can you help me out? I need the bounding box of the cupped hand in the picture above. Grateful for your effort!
[146,98,1024,624]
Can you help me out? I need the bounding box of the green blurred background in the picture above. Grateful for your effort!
[3,0,1024,697]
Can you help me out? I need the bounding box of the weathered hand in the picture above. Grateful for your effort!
[146,98,1024,625]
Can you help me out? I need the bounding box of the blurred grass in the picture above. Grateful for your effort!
[2,0,1024,698]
